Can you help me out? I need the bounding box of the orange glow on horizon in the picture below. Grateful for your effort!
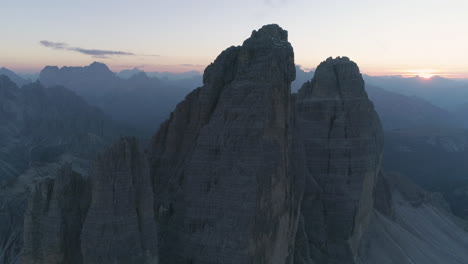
[364,69,468,79]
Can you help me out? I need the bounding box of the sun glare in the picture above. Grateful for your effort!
[398,69,437,79]
[417,73,434,79]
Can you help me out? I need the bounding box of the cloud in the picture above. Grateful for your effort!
[39,40,156,58]
[70,47,134,56]
[39,40,68,50]
[179,64,205,67]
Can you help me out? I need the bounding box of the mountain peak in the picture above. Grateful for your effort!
[0,75,17,89]
[128,71,150,81]
[0,67,30,87]
[324,56,352,65]
[249,24,288,42]
[88,61,111,72]
[307,56,364,98]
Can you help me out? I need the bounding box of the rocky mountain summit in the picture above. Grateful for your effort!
[16,24,468,264]
[294,56,384,263]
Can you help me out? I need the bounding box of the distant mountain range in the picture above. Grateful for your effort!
[0,68,31,87]
[0,75,129,263]
[117,67,202,81]
[0,75,125,181]
[364,74,468,111]
[366,84,458,130]
[37,62,201,134]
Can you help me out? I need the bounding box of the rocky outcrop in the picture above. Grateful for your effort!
[21,138,158,264]
[150,24,301,264]
[80,137,158,264]
[22,164,89,264]
[294,57,384,263]
[358,171,468,264]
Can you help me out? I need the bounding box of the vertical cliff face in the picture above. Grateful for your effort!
[294,57,384,263]
[150,24,300,264]
[22,164,90,264]
[80,137,158,264]
[21,137,158,264]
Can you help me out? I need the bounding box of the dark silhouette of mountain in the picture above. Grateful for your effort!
[364,75,468,111]
[291,66,314,92]
[383,127,468,219]
[18,24,468,264]
[366,84,458,130]
[116,67,144,79]
[0,75,128,263]
[147,70,202,81]
[39,63,196,134]
[0,68,31,87]
[455,103,468,128]
[118,68,202,82]
[363,83,468,221]
[0,75,126,181]
[39,62,119,100]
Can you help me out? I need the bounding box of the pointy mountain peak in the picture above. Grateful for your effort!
[299,56,366,99]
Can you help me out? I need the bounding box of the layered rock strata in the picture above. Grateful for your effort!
[149,24,301,264]
[294,57,384,263]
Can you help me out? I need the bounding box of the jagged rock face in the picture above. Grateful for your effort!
[80,137,158,264]
[294,57,384,263]
[21,138,158,264]
[22,164,90,264]
[150,24,300,264]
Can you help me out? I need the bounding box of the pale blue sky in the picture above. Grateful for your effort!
[1,0,467,77]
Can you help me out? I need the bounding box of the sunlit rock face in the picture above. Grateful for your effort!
[294,57,384,263]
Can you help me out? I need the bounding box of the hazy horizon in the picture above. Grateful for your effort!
[3,62,468,81]
[2,0,467,78]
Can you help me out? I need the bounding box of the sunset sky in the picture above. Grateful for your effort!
[2,0,467,78]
